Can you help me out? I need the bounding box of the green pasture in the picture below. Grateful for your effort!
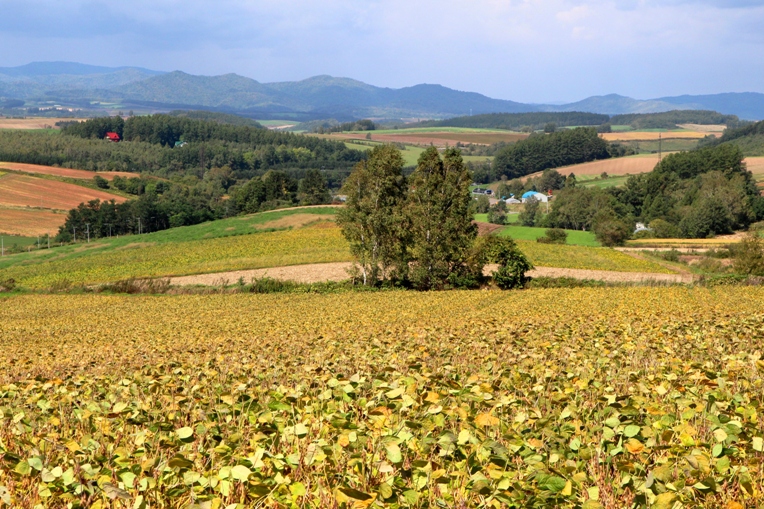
[0,207,339,273]
[499,225,600,247]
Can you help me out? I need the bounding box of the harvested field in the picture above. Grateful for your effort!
[0,162,135,180]
[524,155,660,181]
[328,131,528,147]
[601,131,712,141]
[167,261,691,286]
[747,156,764,177]
[676,123,726,132]
[0,118,88,130]
[0,173,127,210]
[0,208,66,236]
[256,213,335,230]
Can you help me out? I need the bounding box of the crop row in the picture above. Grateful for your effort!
[1,288,764,507]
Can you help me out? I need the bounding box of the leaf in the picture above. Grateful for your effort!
[753,436,763,452]
[625,438,645,454]
[168,455,194,470]
[27,457,43,471]
[538,474,567,493]
[713,428,728,443]
[623,425,640,438]
[176,427,194,441]
[475,413,499,427]
[652,492,677,509]
[103,483,131,500]
[290,482,306,497]
[384,442,402,464]
[231,464,252,481]
[293,423,309,438]
[14,460,31,476]
[378,483,393,499]
[582,501,603,509]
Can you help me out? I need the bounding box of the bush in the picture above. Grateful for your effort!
[519,197,541,227]
[480,236,533,289]
[656,249,680,262]
[732,232,764,275]
[475,195,490,213]
[536,228,567,244]
[648,218,680,239]
[593,218,631,247]
[93,175,110,189]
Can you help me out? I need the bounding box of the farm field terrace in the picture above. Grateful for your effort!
[0,173,127,211]
[1,288,764,508]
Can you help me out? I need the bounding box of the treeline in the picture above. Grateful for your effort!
[0,122,364,185]
[522,144,764,243]
[610,110,740,129]
[698,119,764,156]
[165,110,263,127]
[56,168,332,242]
[314,119,376,134]
[491,127,613,180]
[413,112,609,131]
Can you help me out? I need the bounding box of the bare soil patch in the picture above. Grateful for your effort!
[329,131,528,147]
[255,214,335,230]
[0,207,66,236]
[523,156,660,181]
[168,261,691,287]
[0,174,126,210]
[601,131,711,142]
[475,221,503,236]
[0,162,134,180]
[0,118,88,130]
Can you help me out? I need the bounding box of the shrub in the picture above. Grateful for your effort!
[733,232,764,276]
[593,218,631,247]
[93,175,110,189]
[475,195,490,213]
[480,236,533,289]
[648,219,680,239]
[536,228,567,244]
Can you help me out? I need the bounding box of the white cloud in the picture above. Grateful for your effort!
[0,0,762,101]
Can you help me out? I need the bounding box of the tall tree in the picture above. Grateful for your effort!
[406,147,477,289]
[336,145,408,285]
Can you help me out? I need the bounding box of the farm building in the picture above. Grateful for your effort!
[105,132,121,142]
[521,191,549,203]
[505,197,521,204]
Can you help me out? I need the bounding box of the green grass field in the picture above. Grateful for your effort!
[0,235,42,252]
[630,139,700,154]
[576,174,632,189]
[498,225,600,246]
[348,127,516,135]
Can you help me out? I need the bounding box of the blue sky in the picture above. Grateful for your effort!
[1,0,763,103]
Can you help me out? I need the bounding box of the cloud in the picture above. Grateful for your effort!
[0,0,762,102]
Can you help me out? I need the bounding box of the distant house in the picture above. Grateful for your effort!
[505,197,521,204]
[175,141,188,148]
[521,191,549,203]
[105,132,121,142]
[634,222,651,234]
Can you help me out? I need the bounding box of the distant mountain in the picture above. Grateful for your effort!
[1,61,763,120]
[540,94,691,115]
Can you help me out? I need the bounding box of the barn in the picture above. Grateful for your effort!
[105,132,121,142]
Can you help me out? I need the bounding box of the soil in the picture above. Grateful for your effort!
[167,262,693,287]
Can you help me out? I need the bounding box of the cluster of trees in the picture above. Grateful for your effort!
[56,168,332,241]
[229,168,330,213]
[412,112,609,131]
[0,122,363,185]
[337,145,531,289]
[531,144,764,244]
[313,119,377,134]
[610,110,740,130]
[492,128,611,180]
[699,119,764,156]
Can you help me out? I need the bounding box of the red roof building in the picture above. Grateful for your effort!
[105,132,121,142]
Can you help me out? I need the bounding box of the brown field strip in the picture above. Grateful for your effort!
[0,208,67,236]
[0,162,135,180]
[746,156,764,176]
[0,173,127,210]
[522,155,661,180]
[601,131,713,141]
[0,118,88,130]
[327,131,528,146]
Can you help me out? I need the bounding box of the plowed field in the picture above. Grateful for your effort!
[0,208,67,236]
[0,118,87,130]
[0,162,134,180]
[0,173,127,210]
[601,131,712,141]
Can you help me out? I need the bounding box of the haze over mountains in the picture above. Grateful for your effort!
[1,62,763,121]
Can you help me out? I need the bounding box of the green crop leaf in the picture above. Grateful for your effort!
[623,425,640,438]
[231,465,252,481]
[176,427,194,441]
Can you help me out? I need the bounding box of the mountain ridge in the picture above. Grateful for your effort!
[0,61,763,120]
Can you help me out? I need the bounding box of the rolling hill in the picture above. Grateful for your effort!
[1,61,764,120]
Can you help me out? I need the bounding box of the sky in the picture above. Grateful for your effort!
[1,0,763,103]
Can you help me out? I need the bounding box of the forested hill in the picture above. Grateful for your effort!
[0,115,365,182]
[699,119,764,156]
[413,110,740,131]
[412,112,609,131]
[609,110,740,129]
